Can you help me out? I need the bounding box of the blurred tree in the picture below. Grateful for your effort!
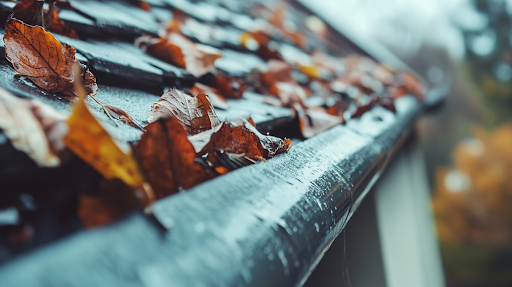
[464,0,512,127]
[432,124,512,287]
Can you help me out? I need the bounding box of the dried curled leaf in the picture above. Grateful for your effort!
[0,87,68,167]
[134,116,214,199]
[102,104,145,131]
[3,18,96,97]
[199,119,290,159]
[148,88,220,135]
[137,33,221,78]
[296,105,343,138]
[352,96,396,119]
[63,98,145,190]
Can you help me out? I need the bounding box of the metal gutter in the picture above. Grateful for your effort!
[0,96,422,287]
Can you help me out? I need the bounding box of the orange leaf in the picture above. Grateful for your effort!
[147,88,220,135]
[134,116,214,199]
[3,18,96,97]
[63,98,145,190]
[199,119,290,159]
[0,86,68,167]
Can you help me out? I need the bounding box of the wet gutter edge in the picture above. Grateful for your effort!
[0,95,422,287]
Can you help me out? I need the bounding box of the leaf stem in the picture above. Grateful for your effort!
[88,94,119,127]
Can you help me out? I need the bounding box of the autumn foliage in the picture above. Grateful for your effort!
[0,0,427,230]
[4,18,97,97]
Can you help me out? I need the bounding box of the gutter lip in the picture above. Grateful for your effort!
[0,95,423,287]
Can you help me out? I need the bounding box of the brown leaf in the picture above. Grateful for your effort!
[12,0,44,27]
[134,116,214,199]
[240,31,283,61]
[197,69,247,99]
[396,71,427,100]
[137,33,221,78]
[44,8,78,39]
[352,96,396,119]
[0,87,68,167]
[199,119,290,159]
[136,36,186,68]
[189,83,228,109]
[3,18,97,97]
[326,96,349,124]
[102,104,145,131]
[268,5,306,48]
[148,88,220,135]
[296,105,343,138]
[261,60,295,86]
[269,82,307,107]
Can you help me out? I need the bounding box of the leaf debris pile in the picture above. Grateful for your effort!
[0,0,426,239]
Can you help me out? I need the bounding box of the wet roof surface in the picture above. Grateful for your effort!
[0,1,426,284]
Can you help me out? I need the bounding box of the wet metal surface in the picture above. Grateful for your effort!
[0,96,421,287]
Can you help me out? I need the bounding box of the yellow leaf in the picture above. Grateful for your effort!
[63,98,144,189]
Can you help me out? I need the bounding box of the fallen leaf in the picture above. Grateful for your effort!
[261,60,295,86]
[63,97,145,191]
[3,18,97,97]
[396,71,427,100]
[268,5,307,48]
[136,36,186,68]
[199,119,290,159]
[148,88,220,135]
[12,0,44,27]
[102,104,145,131]
[0,87,68,167]
[240,31,283,61]
[44,7,78,38]
[352,96,396,119]
[269,82,307,107]
[189,82,228,109]
[198,69,247,99]
[134,116,214,199]
[137,33,221,78]
[326,95,350,124]
[296,104,343,138]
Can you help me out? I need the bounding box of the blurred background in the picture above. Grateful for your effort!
[305,0,512,286]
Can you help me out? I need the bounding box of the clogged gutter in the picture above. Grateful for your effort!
[0,0,426,267]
